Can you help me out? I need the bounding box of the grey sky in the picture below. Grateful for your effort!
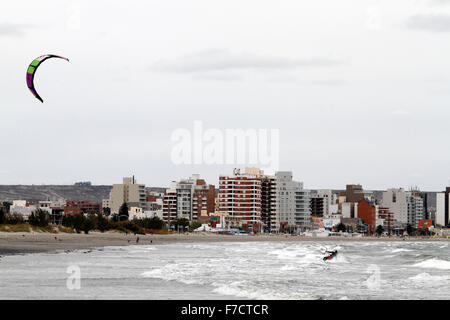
[1,0,449,191]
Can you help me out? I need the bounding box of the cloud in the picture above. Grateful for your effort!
[151,49,344,74]
[0,23,32,37]
[391,109,411,116]
[406,14,450,32]
[192,72,245,82]
[430,0,450,5]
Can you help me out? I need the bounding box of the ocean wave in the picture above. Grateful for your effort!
[409,272,450,282]
[141,264,203,285]
[413,258,450,270]
[389,248,412,253]
[212,281,310,300]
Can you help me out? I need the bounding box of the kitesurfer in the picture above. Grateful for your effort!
[323,250,338,261]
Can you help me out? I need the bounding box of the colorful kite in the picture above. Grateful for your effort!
[26,54,69,103]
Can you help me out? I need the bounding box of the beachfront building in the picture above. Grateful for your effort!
[382,188,426,227]
[261,174,277,231]
[382,188,408,226]
[357,199,376,234]
[436,187,450,227]
[162,174,215,223]
[273,171,310,232]
[219,168,263,232]
[310,189,335,217]
[406,191,425,228]
[108,176,147,214]
[162,187,177,222]
[219,168,310,233]
[377,207,394,234]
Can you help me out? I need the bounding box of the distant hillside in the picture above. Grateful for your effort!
[0,185,113,203]
[0,185,168,203]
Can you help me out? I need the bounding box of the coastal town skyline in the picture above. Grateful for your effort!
[3,169,450,233]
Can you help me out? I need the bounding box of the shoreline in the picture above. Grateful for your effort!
[0,231,448,256]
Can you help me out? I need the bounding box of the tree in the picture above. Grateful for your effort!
[376,225,384,237]
[96,213,109,232]
[118,202,129,221]
[336,223,346,232]
[28,209,51,227]
[0,208,5,224]
[137,216,164,230]
[72,214,86,234]
[406,224,414,236]
[102,207,111,217]
[170,218,190,232]
[81,214,97,234]
[3,212,24,224]
[190,221,203,232]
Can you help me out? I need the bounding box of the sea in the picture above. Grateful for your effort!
[0,240,449,299]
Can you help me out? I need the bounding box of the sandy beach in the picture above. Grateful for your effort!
[1,231,448,256]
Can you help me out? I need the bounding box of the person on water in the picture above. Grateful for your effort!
[323,250,338,261]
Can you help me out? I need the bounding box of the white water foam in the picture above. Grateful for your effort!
[413,258,450,270]
[409,273,449,282]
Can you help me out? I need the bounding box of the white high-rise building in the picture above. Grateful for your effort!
[382,188,408,225]
[406,192,425,227]
[436,188,450,227]
[273,171,310,232]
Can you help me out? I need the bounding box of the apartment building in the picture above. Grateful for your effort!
[309,189,335,217]
[162,174,215,222]
[436,187,450,227]
[219,168,310,233]
[407,191,425,227]
[357,199,376,234]
[382,188,408,225]
[219,168,263,231]
[273,171,310,232]
[108,176,146,214]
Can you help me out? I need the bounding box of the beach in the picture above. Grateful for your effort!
[1,231,448,256]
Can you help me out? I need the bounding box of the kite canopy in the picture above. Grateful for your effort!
[26,54,69,103]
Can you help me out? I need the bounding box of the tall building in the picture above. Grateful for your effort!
[357,199,376,234]
[273,171,310,231]
[108,177,146,214]
[436,187,450,227]
[219,168,262,231]
[192,179,216,220]
[219,168,310,233]
[162,174,215,222]
[377,207,394,234]
[162,187,177,222]
[382,188,408,225]
[261,175,276,231]
[406,191,425,227]
[310,189,335,217]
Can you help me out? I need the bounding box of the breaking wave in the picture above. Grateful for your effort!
[413,258,450,270]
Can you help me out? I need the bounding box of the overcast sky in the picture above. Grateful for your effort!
[1,0,450,191]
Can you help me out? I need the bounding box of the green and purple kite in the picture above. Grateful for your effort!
[26,54,69,103]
